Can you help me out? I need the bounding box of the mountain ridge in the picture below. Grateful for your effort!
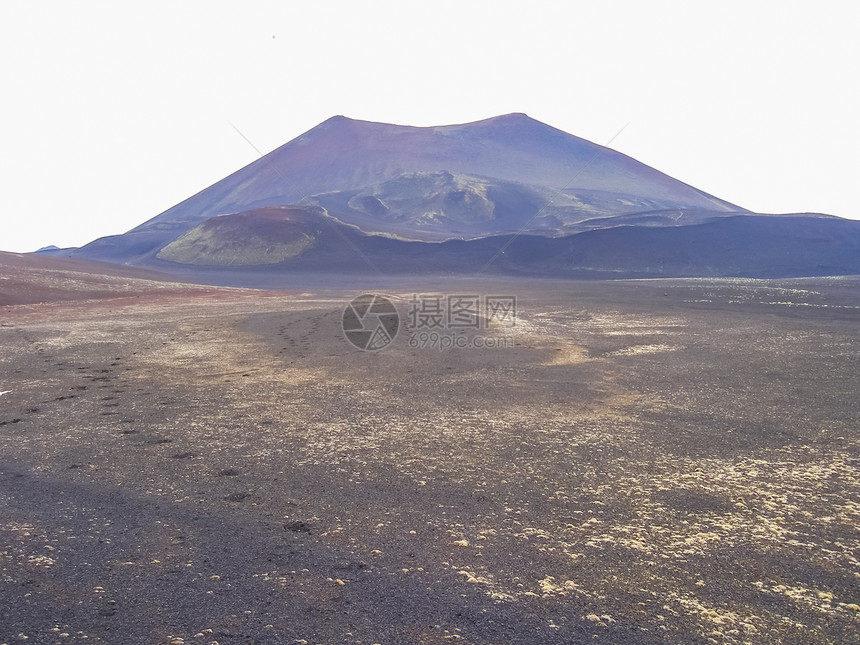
[39,113,860,281]
[131,112,744,234]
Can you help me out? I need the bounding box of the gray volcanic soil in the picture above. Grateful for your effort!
[1,277,859,644]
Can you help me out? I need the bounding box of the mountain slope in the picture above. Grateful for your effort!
[138,113,742,232]
[64,113,749,264]
[156,206,322,266]
[45,113,860,280]
[139,205,860,280]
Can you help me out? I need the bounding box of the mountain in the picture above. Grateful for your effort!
[143,113,741,228]
[47,114,860,280]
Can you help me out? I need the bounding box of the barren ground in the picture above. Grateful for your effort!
[1,266,859,644]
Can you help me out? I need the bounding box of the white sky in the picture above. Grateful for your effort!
[1,0,857,253]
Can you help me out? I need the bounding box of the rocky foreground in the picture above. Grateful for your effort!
[1,269,859,644]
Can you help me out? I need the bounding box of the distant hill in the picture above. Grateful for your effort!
[44,114,860,281]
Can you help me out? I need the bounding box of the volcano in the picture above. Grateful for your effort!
[46,114,860,281]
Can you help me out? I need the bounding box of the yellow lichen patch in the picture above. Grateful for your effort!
[754,581,853,614]
[541,344,591,365]
[606,343,680,357]
[457,569,488,585]
[538,576,580,597]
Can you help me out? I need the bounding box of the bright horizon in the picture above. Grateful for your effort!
[1,0,857,253]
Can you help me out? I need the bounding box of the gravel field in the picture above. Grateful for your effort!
[1,265,859,644]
